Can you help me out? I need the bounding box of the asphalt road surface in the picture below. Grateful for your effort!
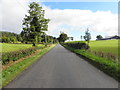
[5,44,118,88]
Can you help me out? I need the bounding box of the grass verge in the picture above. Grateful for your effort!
[62,44,120,82]
[1,44,56,87]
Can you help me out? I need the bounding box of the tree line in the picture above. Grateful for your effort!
[0,31,22,43]
[0,2,110,45]
[57,29,91,44]
[0,31,58,44]
[0,2,58,45]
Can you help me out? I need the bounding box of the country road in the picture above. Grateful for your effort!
[4,44,118,88]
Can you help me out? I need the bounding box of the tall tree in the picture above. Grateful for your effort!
[58,32,68,42]
[21,2,50,46]
[71,37,73,41]
[84,28,91,44]
[81,36,82,41]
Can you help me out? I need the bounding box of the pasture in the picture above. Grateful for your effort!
[89,40,119,58]
[0,43,44,53]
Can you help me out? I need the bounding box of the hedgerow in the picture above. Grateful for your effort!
[64,42,89,50]
[2,46,45,65]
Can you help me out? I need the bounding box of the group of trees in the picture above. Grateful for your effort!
[57,33,68,43]
[1,2,58,45]
[57,29,104,44]
[1,2,104,44]
[0,31,58,44]
[41,35,58,44]
[96,35,103,40]
[57,29,92,43]
[0,31,22,43]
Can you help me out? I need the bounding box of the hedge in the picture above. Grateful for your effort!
[64,42,89,50]
[1,46,45,65]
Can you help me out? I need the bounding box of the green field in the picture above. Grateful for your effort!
[66,39,119,59]
[89,40,119,58]
[0,43,44,53]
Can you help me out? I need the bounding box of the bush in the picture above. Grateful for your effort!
[2,46,43,65]
[64,42,89,50]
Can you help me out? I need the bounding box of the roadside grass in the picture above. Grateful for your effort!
[0,43,44,53]
[1,44,56,87]
[62,44,120,82]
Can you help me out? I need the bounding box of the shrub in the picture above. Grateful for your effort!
[2,46,43,65]
[64,42,89,50]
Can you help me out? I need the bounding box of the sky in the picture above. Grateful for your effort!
[1,0,118,40]
[43,2,118,14]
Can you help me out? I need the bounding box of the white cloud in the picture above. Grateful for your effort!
[1,1,118,40]
[2,0,29,33]
[43,6,118,39]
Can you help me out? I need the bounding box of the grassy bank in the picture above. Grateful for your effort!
[1,44,56,87]
[62,44,120,82]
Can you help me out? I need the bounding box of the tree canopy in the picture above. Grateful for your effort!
[0,31,22,43]
[84,28,91,44]
[58,32,68,42]
[21,2,50,45]
[96,35,103,40]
